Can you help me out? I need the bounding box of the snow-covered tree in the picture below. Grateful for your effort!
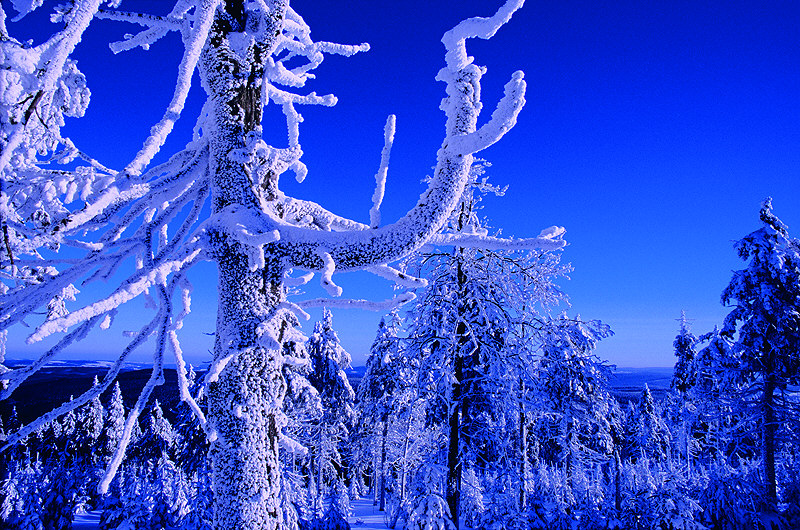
[402,164,571,528]
[720,197,800,508]
[306,309,356,517]
[355,311,402,511]
[671,311,697,394]
[0,1,565,527]
[101,382,125,465]
[631,384,671,462]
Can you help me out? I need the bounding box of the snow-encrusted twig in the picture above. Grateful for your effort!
[27,244,203,343]
[370,115,395,228]
[169,329,208,428]
[368,264,428,289]
[99,285,171,493]
[297,292,416,312]
[427,226,566,251]
[278,300,311,321]
[0,316,102,400]
[96,8,184,54]
[123,0,222,176]
[318,250,342,297]
[205,352,236,386]
[283,270,314,287]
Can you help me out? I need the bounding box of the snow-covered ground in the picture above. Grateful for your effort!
[73,510,101,529]
[351,497,395,529]
[69,498,395,529]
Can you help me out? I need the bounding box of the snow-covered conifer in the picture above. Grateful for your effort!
[306,309,356,516]
[633,384,671,462]
[671,312,697,393]
[719,198,800,507]
[101,381,125,465]
[356,311,402,510]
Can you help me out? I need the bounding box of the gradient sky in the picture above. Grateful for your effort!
[5,0,800,368]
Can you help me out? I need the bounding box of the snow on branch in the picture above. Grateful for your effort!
[0,316,101,400]
[370,115,395,228]
[278,300,310,321]
[26,244,203,343]
[123,0,222,176]
[441,0,525,72]
[368,263,428,289]
[445,71,526,155]
[204,204,280,271]
[428,225,566,251]
[265,85,336,151]
[169,329,208,429]
[100,284,172,494]
[297,292,417,312]
[283,269,314,287]
[0,0,102,176]
[318,250,342,297]
[96,8,184,54]
[275,1,526,274]
[1,305,165,456]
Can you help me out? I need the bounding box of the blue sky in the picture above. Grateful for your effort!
[5,0,800,367]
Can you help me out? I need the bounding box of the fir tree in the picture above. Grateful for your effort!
[720,198,800,507]
[671,311,698,393]
[356,311,402,511]
[306,309,356,517]
[633,384,671,462]
[101,381,125,465]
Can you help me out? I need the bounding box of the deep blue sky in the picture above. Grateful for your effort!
[6,0,800,367]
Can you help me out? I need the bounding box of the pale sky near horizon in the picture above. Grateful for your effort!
[4,0,800,368]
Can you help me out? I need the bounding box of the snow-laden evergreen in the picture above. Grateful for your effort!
[719,197,800,510]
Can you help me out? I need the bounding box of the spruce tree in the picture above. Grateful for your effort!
[356,311,402,511]
[720,198,800,507]
[306,309,356,518]
[671,311,697,393]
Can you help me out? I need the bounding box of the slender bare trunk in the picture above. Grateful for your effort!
[379,418,389,511]
[763,373,778,505]
[518,377,527,512]
[446,334,465,529]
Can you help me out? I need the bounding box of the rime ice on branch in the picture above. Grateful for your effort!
[0,1,560,529]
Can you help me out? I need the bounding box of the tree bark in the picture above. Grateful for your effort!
[446,350,464,530]
[379,418,389,511]
[763,372,778,506]
[208,244,286,530]
[199,4,290,529]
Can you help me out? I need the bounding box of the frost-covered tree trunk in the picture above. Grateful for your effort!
[379,418,389,511]
[198,5,289,528]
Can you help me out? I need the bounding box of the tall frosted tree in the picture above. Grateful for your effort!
[305,308,355,518]
[356,311,402,511]
[0,1,566,528]
[404,165,569,528]
[671,311,697,394]
[720,198,800,507]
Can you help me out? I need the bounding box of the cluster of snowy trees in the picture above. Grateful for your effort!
[346,198,800,529]
[2,198,800,529]
[0,372,212,529]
